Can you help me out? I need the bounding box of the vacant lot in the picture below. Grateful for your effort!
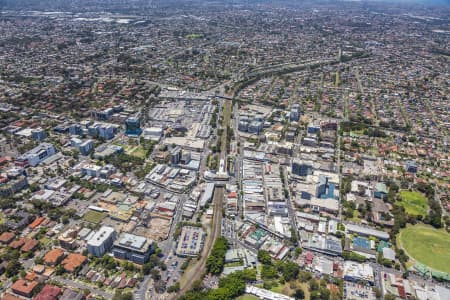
[398,225,450,274]
[397,190,428,216]
[83,210,107,224]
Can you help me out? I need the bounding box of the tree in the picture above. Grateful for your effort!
[384,294,396,300]
[206,237,228,275]
[112,290,133,300]
[279,261,300,281]
[294,288,305,299]
[151,269,161,281]
[309,278,319,291]
[167,282,180,293]
[261,264,278,280]
[298,270,313,282]
[257,250,272,265]
[5,259,22,277]
[207,287,231,300]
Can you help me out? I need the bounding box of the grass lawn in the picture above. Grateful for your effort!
[128,145,147,159]
[83,210,107,224]
[224,261,243,268]
[271,281,310,299]
[236,295,259,300]
[398,224,450,274]
[349,210,361,222]
[39,237,52,247]
[0,212,4,225]
[397,190,428,216]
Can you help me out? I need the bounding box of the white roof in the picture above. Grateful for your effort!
[87,226,115,247]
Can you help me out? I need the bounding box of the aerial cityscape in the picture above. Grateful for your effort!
[0,0,448,300]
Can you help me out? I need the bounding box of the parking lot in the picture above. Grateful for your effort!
[344,282,376,300]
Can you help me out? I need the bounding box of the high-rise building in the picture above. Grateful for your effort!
[170,146,182,165]
[292,159,314,177]
[87,226,116,257]
[125,117,142,136]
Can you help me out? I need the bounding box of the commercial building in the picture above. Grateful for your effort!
[199,182,215,207]
[87,226,117,257]
[345,223,390,241]
[15,143,56,167]
[112,233,154,264]
[343,261,375,285]
[303,234,343,256]
[94,144,124,159]
[143,127,164,141]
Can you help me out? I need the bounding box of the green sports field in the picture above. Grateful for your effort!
[398,225,450,274]
[83,210,107,224]
[397,190,428,216]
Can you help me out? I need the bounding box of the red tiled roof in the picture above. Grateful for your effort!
[0,232,15,244]
[9,238,26,249]
[61,253,87,272]
[24,272,37,281]
[11,279,38,296]
[29,217,46,229]
[21,238,39,252]
[34,284,61,300]
[1,293,22,300]
[43,249,65,266]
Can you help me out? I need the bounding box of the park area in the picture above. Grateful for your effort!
[397,224,450,274]
[397,190,428,216]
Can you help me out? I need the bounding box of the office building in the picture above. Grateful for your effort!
[70,138,94,155]
[31,128,46,141]
[292,159,314,176]
[125,117,142,136]
[307,123,321,134]
[15,143,56,167]
[238,120,249,132]
[248,120,264,134]
[112,233,154,264]
[170,146,182,165]
[68,124,83,136]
